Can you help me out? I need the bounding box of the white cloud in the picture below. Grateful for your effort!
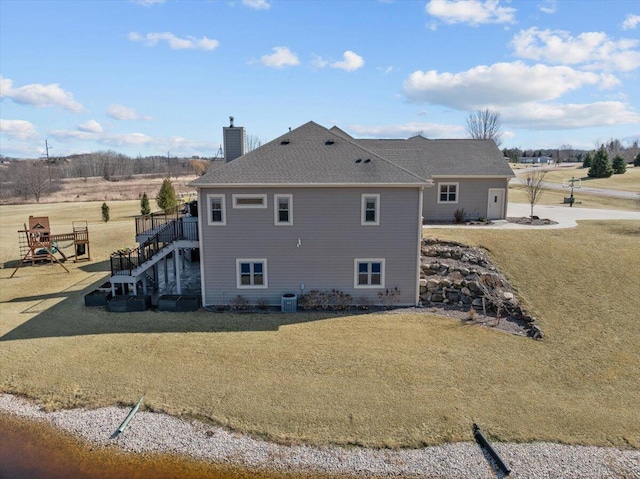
[538,0,557,14]
[348,122,465,138]
[107,104,150,121]
[425,0,516,26]
[50,129,99,141]
[512,27,640,72]
[0,75,84,112]
[331,51,365,72]
[0,119,39,140]
[260,47,300,68]
[242,0,271,10]
[104,132,153,146]
[310,54,330,69]
[77,119,103,133]
[622,14,640,30]
[128,32,219,51]
[403,61,618,110]
[503,101,640,129]
[377,66,393,74]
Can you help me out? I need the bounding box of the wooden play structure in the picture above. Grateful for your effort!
[10,216,91,278]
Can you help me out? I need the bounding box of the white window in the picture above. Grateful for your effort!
[274,194,293,226]
[354,259,385,289]
[207,194,226,226]
[361,194,380,225]
[233,194,267,209]
[236,259,268,289]
[437,183,458,204]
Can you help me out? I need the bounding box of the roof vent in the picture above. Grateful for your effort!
[280,139,290,145]
[355,159,362,163]
[325,140,335,145]
[364,158,371,163]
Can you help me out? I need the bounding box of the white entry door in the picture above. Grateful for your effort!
[487,188,505,219]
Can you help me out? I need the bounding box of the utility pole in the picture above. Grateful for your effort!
[45,139,53,185]
[167,151,170,178]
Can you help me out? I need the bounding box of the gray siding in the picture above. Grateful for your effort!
[423,178,510,221]
[199,187,421,307]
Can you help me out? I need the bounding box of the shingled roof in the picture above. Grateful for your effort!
[192,121,513,187]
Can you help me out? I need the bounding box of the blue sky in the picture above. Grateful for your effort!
[1,0,639,158]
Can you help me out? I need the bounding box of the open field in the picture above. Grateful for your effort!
[1,201,639,450]
[0,174,199,205]
[512,164,640,192]
[508,184,639,211]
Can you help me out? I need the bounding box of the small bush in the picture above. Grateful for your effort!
[101,202,110,223]
[229,295,248,310]
[299,290,329,310]
[453,208,466,224]
[329,289,352,310]
[378,287,401,310]
[256,298,269,310]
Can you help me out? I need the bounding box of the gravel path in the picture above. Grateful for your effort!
[1,394,638,478]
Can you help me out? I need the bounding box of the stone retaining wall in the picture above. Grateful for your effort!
[420,239,543,339]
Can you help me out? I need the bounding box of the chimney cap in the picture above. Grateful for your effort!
[229,116,234,127]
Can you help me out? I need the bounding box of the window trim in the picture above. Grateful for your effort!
[437,182,459,204]
[360,194,380,226]
[274,194,293,226]
[236,258,268,289]
[354,258,385,289]
[232,194,267,209]
[206,194,226,226]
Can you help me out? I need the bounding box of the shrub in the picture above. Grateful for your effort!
[328,289,352,310]
[634,152,640,167]
[256,298,269,310]
[101,202,110,223]
[612,155,626,174]
[582,152,593,168]
[378,287,401,310]
[453,208,466,224]
[299,290,329,310]
[140,192,151,215]
[229,295,248,310]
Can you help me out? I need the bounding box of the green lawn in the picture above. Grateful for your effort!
[1,203,639,449]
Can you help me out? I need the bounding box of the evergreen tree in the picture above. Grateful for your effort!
[156,178,178,213]
[140,192,151,215]
[101,202,110,223]
[582,152,593,168]
[612,155,626,174]
[588,146,613,178]
[634,152,640,167]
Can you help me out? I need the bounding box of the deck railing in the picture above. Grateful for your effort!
[135,208,186,237]
[111,218,198,276]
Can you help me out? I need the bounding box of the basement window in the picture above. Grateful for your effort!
[354,259,385,289]
[236,259,268,289]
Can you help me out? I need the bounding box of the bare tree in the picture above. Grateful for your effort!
[465,108,503,147]
[246,134,263,152]
[522,169,548,220]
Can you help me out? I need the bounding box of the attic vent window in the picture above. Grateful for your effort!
[280,140,290,145]
[325,140,335,145]
[355,159,362,163]
[364,159,371,163]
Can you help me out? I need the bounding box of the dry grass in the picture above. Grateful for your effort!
[1,202,639,449]
[509,184,639,211]
[513,164,640,192]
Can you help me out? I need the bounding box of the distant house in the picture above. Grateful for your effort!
[189,120,514,308]
[518,156,553,164]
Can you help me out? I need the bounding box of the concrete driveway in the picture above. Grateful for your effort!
[426,203,640,229]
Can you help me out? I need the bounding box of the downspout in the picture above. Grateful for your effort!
[416,186,424,306]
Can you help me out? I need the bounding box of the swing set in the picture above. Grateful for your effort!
[10,216,91,278]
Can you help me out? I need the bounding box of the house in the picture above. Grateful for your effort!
[518,156,553,164]
[190,120,514,308]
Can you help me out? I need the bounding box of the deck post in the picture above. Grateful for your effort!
[174,248,182,294]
